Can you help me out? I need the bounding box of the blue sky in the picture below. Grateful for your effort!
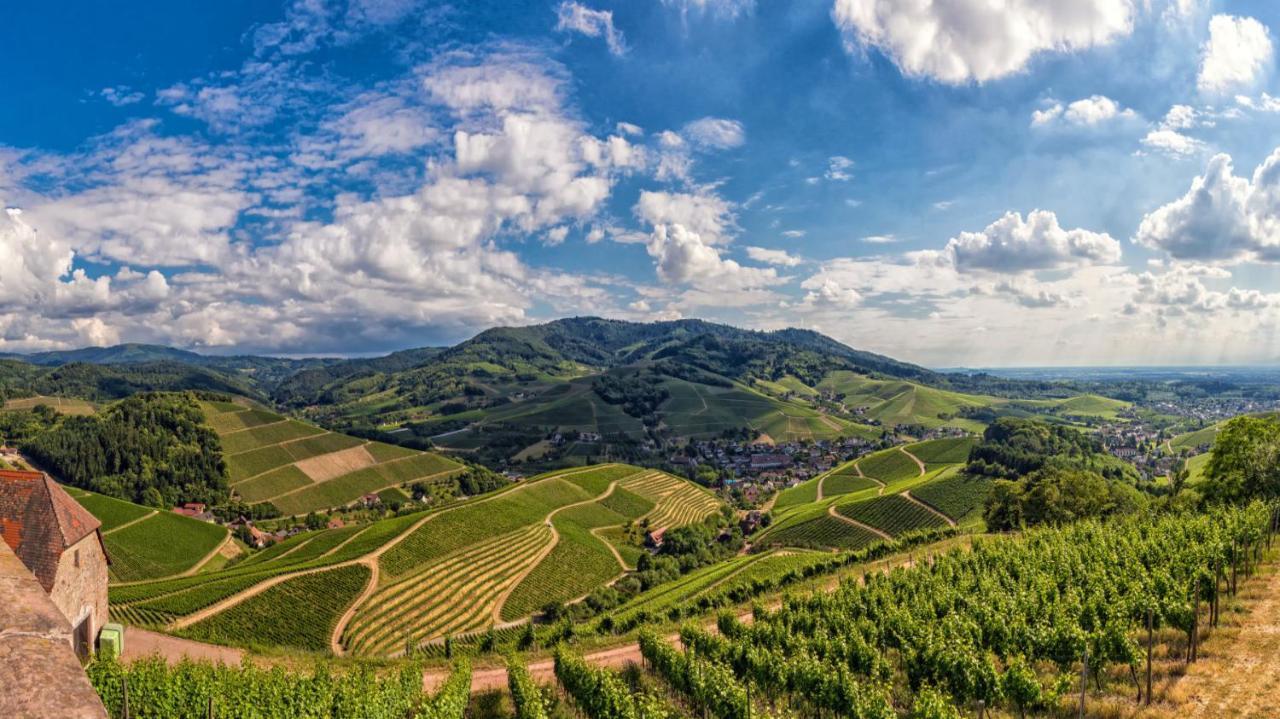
[4,0,1280,366]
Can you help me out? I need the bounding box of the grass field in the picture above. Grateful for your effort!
[817,372,995,431]
[1171,424,1220,452]
[824,474,880,496]
[202,401,462,515]
[66,488,228,582]
[772,476,821,509]
[1,395,96,415]
[906,437,977,466]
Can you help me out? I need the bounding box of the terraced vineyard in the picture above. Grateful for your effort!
[181,564,371,652]
[619,471,721,529]
[823,473,880,496]
[856,447,923,483]
[906,436,977,467]
[203,400,462,515]
[760,514,883,549]
[65,488,229,581]
[102,463,715,656]
[911,470,991,523]
[835,494,949,536]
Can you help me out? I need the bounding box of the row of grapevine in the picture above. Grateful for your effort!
[553,648,679,719]
[507,655,549,719]
[638,630,752,719]
[87,657,470,719]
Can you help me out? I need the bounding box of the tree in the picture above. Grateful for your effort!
[1204,415,1280,503]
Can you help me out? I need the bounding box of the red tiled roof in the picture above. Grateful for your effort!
[0,471,106,592]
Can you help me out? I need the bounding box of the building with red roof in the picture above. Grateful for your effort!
[0,470,110,658]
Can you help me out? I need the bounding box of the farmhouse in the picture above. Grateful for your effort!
[0,470,110,659]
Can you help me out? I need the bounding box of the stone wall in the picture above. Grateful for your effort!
[0,539,107,718]
[48,532,110,640]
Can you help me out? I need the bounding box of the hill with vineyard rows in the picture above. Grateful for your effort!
[105,463,723,656]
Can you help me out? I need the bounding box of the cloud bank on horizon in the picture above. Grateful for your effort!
[3,0,1280,366]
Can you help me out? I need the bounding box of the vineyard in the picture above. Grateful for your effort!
[334,464,724,656]
[66,488,229,581]
[835,494,950,536]
[823,473,880,497]
[557,503,1276,718]
[911,470,992,522]
[202,400,462,515]
[906,436,977,467]
[855,447,922,483]
[180,564,372,652]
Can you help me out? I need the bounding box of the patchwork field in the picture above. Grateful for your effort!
[65,488,229,582]
[202,400,463,515]
[757,438,967,550]
[1,395,96,415]
[817,372,995,431]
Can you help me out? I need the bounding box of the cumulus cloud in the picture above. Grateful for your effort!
[645,224,779,289]
[100,86,144,107]
[746,246,802,267]
[1135,149,1280,263]
[555,2,626,55]
[933,210,1122,273]
[831,0,1136,84]
[1031,95,1137,128]
[1198,15,1273,94]
[681,117,745,150]
[634,190,735,244]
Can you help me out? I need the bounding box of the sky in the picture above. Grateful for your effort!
[5,0,1280,367]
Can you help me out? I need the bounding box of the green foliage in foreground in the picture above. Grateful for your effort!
[672,503,1274,719]
[554,648,679,719]
[1204,414,1280,504]
[88,657,471,719]
[507,655,550,719]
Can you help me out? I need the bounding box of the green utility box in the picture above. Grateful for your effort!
[99,623,124,659]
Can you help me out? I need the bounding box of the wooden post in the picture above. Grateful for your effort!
[1191,585,1199,664]
[977,699,985,719]
[122,674,129,719]
[1079,644,1088,719]
[1152,606,1162,706]
[208,696,214,719]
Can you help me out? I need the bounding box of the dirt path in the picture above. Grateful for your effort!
[902,491,956,528]
[827,504,892,541]
[690,384,709,416]
[123,627,244,665]
[899,446,927,476]
[1172,563,1280,718]
[182,532,234,577]
[329,558,379,655]
[850,459,886,495]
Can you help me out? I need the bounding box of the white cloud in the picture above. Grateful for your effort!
[862,234,897,244]
[681,117,745,150]
[832,0,1136,84]
[100,86,144,107]
[555,2,626,55]
[781,229,806,238]
[634,190,735,244]
[825,155,853,181]
[1198,15,1273,94]
[1140,129,1205,156]
[616,121,644,136]
[1135,149,1280,263]
[938,210,1122,273]
[645,223,779,289]
[746,246,802,266]
[1161,104,1199,130]
[1032,95,1137,129]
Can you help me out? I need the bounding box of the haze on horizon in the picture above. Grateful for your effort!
[4,0,1280,367]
